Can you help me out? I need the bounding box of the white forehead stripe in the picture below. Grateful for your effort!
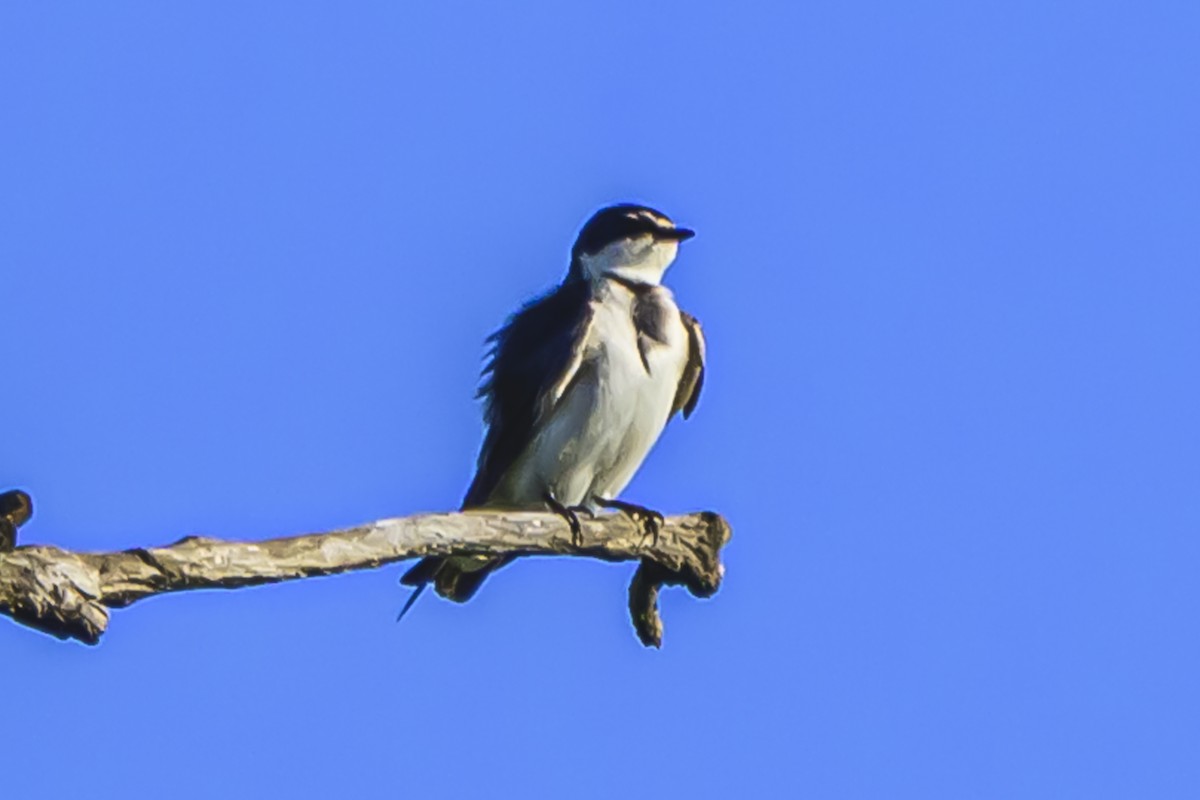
[629,210,675,230]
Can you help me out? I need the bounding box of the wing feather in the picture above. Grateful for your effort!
[672,312,706,419]
[462,280,594,508]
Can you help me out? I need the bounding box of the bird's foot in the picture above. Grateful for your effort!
[596,497,664,548]
[543,493,586,547]
[569,504,597,521]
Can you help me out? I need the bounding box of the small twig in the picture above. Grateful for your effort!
[0,489,33,552]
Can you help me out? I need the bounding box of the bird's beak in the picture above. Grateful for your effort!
[659,227,695,242]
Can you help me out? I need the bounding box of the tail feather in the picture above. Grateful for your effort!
[397,555,513,620]
[400,557,441,587]
[397,498,523,618]
[396,582,427,621]
[439,555,515,602]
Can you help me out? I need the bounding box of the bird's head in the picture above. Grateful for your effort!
[569,204,695,286]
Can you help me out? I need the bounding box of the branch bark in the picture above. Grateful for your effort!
[0,508,731,647]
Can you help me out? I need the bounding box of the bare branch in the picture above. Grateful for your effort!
[0,509,731,647]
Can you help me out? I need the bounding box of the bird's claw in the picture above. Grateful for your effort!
[640,511,664,548]
[566,504,598,547]
[565,510,583,547]
[596,497,664,548]
[544,493,587,547]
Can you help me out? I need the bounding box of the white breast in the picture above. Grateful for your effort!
[495,281,689,508]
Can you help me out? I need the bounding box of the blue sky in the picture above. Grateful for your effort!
[2,2,1198,797]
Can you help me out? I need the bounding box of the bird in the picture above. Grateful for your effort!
[398,203,706,617]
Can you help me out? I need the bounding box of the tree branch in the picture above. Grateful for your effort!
[0,506,731,648]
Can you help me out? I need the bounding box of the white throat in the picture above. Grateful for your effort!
[577,236,679,286]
